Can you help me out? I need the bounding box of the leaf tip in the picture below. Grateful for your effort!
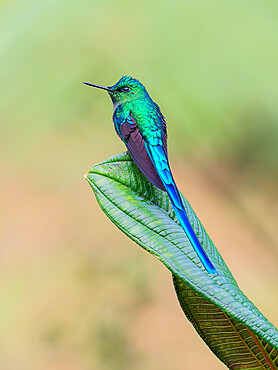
[84,169,90,180]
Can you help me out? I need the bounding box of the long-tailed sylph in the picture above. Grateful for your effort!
[84,76,217,274]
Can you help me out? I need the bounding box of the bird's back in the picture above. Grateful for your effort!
[127,98,166,145]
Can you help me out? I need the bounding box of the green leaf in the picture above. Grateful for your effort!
[173,276,278,369]
[86,152,278,369]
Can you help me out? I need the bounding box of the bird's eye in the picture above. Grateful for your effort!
[120,86,131,93]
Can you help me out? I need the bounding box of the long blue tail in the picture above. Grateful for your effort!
[147,144,217,275]
[166,182,217,274]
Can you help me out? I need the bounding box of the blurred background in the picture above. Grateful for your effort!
[1,0,278,369]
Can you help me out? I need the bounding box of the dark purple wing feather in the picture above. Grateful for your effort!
[120,117,166,191]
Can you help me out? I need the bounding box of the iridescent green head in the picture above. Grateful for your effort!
[83,76,149,105]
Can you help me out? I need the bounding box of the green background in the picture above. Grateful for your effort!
[1,1,278,369]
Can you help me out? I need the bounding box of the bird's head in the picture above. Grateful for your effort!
[84,76,148,106]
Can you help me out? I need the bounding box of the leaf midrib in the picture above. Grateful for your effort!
[224,313,269,370]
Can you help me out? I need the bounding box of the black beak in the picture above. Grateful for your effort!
[83,82,112,92]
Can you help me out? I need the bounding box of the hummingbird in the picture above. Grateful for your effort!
[84,76,217,274]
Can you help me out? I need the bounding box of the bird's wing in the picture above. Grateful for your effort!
[118,115,165,190]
